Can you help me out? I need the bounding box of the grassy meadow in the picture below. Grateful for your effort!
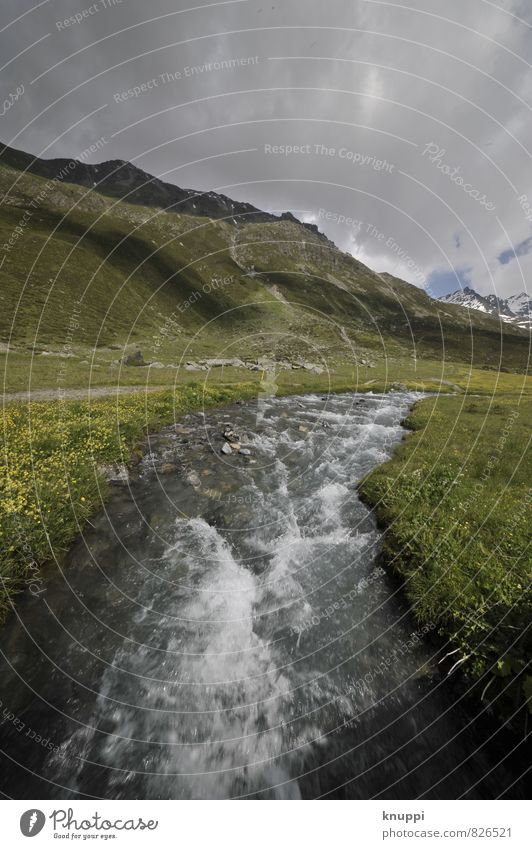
[2,345,525,396]
[360,388,531,729]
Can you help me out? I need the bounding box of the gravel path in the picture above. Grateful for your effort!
[2,385,168,403]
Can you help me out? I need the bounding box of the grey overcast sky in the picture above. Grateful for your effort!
[1,0,532,297]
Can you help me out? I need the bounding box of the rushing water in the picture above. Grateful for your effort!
[0,392,527,799]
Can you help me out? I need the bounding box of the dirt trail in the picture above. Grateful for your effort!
[2,385,168,403]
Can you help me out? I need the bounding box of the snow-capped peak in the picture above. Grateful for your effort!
[506,291,532,317]
[438,287,531,330]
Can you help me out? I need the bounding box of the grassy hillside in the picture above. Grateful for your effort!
[0,144,529,397]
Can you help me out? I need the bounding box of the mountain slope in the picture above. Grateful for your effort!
[0,142,529,374]
[439,286,531,331]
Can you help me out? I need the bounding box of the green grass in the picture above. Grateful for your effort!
[359,391,531,728]
[2,349,529,396]
[0,381,257,622]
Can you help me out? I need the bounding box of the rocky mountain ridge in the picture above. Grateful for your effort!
[0,142,328,240]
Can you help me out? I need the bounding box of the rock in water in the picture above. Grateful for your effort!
[159,463,177,474]
[187,471,201,488]
[221,443,233,455]
[222,426,239,441]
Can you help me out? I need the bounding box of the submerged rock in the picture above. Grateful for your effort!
[186,471,202,488]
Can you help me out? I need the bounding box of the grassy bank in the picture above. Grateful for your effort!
[359,392,531,728]
[0,381,257,622]
[2,348,528,396]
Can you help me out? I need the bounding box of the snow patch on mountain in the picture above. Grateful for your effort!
[439,287,531,330]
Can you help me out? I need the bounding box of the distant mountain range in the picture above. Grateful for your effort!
[439,286,531,330]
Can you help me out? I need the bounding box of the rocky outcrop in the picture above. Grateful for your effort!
[178,357,325,374]
[121,350,146,366]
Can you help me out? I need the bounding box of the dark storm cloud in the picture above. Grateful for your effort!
[1,0,532,296]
